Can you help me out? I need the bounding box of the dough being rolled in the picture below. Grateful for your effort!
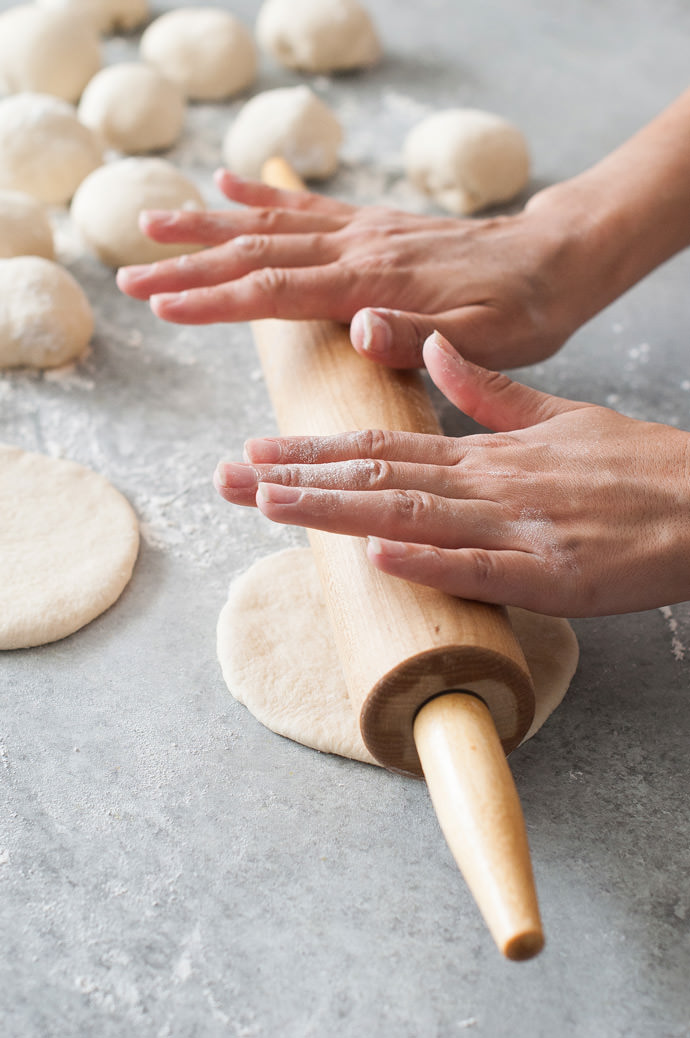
[217,548,579,766]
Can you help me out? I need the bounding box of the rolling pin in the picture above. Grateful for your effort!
[250,158,544,961]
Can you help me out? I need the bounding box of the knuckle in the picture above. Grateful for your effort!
[389,489,432,522]
[352,458,392,489]
[355,429,390,457]
[234,233,270,256]
[276,466,299,487]
[479,368,515,398]
[467,548,499,588]
[250,266,288,305]
[254,208,283,232]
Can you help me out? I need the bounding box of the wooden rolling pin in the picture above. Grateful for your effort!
[250,158,544,961]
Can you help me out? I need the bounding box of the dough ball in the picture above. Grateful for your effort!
[0,93,103,205]
[217,548,579,766]
[78,63,185,153]
[0,5,101,103]
[0,256,93,369]
[70,156,204,267]
[36,0,149,34]
[0,190,54,260]
[0,444,139,650]
[140,7,257,101]
[222,85,342,180]
[404,108,531,215]
[256,0,381,74]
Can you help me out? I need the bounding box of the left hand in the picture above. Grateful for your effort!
[214,332,690,618]
[115,169,608,371]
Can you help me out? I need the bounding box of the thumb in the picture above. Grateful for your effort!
[350,307,431,368]
[423,330,583,431]
[351,304,519,370]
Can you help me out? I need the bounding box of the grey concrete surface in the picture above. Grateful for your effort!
[1,1,689,1035]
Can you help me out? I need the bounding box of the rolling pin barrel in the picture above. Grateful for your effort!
[251,158,544,959]
[251,303,536,776]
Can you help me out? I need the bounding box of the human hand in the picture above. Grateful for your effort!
[214,331,690,617]
[116,170,610,370]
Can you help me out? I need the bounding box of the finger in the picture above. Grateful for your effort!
[117,233,340,300]
[255,482,509,549]
[366,539,554,613]
[215,168,356,218]
[243,429,467,467]
[138,205,345,246]
[215,457,477,500]
[212,464,257,507]
[148,263,360,324]
[350,305,499,369]
[423,331,586,431]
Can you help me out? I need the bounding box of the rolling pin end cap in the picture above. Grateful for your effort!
[503,929,545,962]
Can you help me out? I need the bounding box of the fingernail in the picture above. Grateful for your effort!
[368,536,407,558]
[244,438,281,463]
[257,483,302,505]
[118,264,147,282]
[140,210,175,227]
[215,462,257,489]
[215,167,240,181]
[150,292,183,312]
[358,310,393,356]
[427,330,463,361]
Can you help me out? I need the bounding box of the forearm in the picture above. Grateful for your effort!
[530,87,690,315]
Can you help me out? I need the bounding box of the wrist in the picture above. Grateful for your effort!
[526,90,690,318]
[518,176,638,338]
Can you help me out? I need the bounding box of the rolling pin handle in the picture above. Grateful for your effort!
[413,692,544,961]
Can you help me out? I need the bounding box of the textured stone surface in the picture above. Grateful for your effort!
[1,1,689,1035]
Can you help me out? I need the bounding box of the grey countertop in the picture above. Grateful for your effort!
[1,1,689,1035]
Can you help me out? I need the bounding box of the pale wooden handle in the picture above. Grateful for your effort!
[414,693,544,960]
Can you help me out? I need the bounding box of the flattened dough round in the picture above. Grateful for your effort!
[0,444,139,650]
[217,548,579,766]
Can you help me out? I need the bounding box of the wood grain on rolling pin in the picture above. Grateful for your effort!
[250,312,535,776]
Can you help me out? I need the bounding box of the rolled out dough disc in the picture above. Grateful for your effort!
[0,444,140,650]
[217,548,579,767]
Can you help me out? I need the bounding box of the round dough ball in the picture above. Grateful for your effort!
[70,157,204,267]
[222,85,342,180]
[0,256,93,369]
[0,190,54,260]
[217,548,579,766]
[78,63,185,153]
[0,444,139,650]
[36,0,149,34]
[404,108,531,215]
[140,7,257,102]
[0,5,101,103]
[256,0,381,73]
[0,93,103,205]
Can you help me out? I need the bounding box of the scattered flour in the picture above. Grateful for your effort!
[659,605,688,662]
